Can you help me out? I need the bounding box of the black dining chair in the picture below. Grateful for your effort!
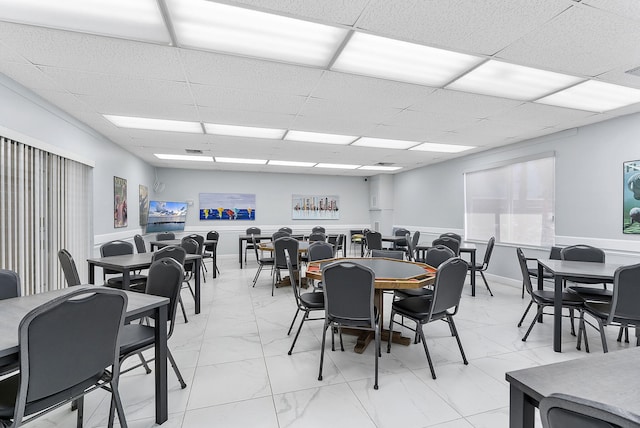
[307,242,334,290]
[561,245,612,300]
[388,257,469,379]
[308,232,326,242]
[252,235,275,288]
[312,226,326,234]
[244,227,261,264]
[522,246,562,298]
[0,287,129,428]
[100,240,147,289]
[273,237,299,296]
[0,269,21,376]
[431,236,460,256]
[203,230,220,276]
[278,227,293,234]
[469,236,495,296]
[155,232,175,241]
[365,231,383,256]
[439,232,462,243]
[134,234,147,253]
[370,249,404,260]
[57,249,82,287]
[394,245,455,301]
[540,393,640,428]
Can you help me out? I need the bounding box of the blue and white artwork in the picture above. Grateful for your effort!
[199,193,256,220]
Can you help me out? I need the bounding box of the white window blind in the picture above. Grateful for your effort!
[464,155,555,247]
[1,135,92,295]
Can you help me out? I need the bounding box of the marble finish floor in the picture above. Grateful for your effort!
[25,255,634,427]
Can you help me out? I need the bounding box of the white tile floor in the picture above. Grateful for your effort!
[28,255,635,427]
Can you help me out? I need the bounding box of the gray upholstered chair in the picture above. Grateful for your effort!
[273,237,299,296]
[469,236,495,296]
[312,226,325,234]
[0,269,21,376]
[364,231,382,256]
[155,232,175,241]
[134,234,147,253]
[100,240,147,288]
[252,235,274,288]
[540,393,640,428]
[431,236,460,256]
[370,249,404,260]
[57,249,82,286]
[244,227,261,264]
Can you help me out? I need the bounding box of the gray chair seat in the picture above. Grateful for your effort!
[107,274,148,288]
[118,324,155,355]
[299,292,324,309]
[567,286,612,300]
[392,296,444,320]
[532,289,585,306]
[394,288,433,299]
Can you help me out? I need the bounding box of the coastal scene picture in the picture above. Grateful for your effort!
[145,200,188,233]
[199,193,256,220]
[624,160,640,234]
[292,194,339,220]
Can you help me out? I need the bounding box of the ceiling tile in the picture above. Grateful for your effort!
[407,89,523,118]
[180,49,324,96]
[496,4,640,76]
[191,83,307,115]
[75,95,200,120]
[198,106,297,129]
[382,109,482,132]
[0,62,64,92]
[227,0,369,26]
[582,0,640,21]
[356,0,573,55]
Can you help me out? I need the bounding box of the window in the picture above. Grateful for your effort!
[464,154,555,247]
[1,135,92,295]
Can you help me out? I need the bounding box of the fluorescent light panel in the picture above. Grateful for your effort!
[0,0,170,43]
[447,60,583,101]
[315,163,361,169]
[536,80,640,112]
[166,0,348,67]
[268,160,316,167]
[155,153,213,162]
[332,32,483,87]
[215,157,267,165]
[204,123,285,139]
[104,115,203,133]
[284,130,357,145]
[353,137,420,150]
[410,142,475,153]
[359,166,402,171]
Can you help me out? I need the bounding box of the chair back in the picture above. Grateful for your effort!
[308,242,334,262]
[279,227,293,234]
[322,262,375,327]
[425,245,455,268]
[561,245,605,263]
[100,240,134,275]
[429,258,468,318]
[246,227,261,236]
[371,249,404,260]
[432,237,460,256]
[274,237,299,270]
[145,258,184,337]
[0,269,21,299]
[184,234,205,255]
[439,232,462,242]
[540,393,640,428]
[272,230,290,241]
[152,245,186,265]
[308,232,326,242]
[394,228,410,246]
[482,236,496,268]
[335,234,344,255]
[285,250,303,307]
[57,249,82,286]
[409,231,421,259]
[181,237,199,273]
[205,230,219,252]
[608,263,640,326]
[312,226,325,234]
[516,248,535,298]
[156,232,175,241]
[365,231,383,251]
[549,246,563,260]
[134,234,146,253]
[252,235,263,262]
[17,288,126,410]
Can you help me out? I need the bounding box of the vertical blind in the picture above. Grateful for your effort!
[464,155,555,247]
[0,136,92,295]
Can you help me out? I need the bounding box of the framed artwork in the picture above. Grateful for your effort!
[114,176,127,228]
[199,193,256,220]
[139,184,149,226]
[624,160,640,234]
[292,194,339,220]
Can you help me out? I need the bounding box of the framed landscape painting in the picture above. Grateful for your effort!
[624,160,640,233]
[199,193,256,220]
[292,194,339,220]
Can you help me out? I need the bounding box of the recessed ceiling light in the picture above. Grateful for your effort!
[215,157,267,165]
[359,166,402,171]
[284,130,357,145]
[315,163,361,169]
[166,0,348,67]
[0,0,170,43]
[204,123,285,139]
[410,142,475,153]
[447,60,583,101]
[535,80,640,112]
[104,115,203,133]
[332,32,483,87]
[268,160,317,167]
[352,137,421,150]
[155,154,213,162]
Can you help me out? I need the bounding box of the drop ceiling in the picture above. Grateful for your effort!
[1,0,640,176]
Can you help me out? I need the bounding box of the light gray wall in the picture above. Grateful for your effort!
[0,74,156,244]
[155,168,371,255]
[393,113,640,283]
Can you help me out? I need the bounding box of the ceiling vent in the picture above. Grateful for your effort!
[625,66,640,77]
[375,162,395,166]
[185,149,203,154]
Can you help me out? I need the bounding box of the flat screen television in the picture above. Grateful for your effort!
[145,200,188,234]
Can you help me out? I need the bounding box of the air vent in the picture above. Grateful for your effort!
[626,66,640,77]
[375,162,395,166]
[185,149,203,154]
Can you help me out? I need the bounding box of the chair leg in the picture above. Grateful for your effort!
[417,323,437,379]
[138,352,152,374]
[479,271,493,296]
[288,310,308,355]
[517,300,534,327]
[521,280,525,299]
[448,315,467,365]
[168,349,187,389]
[596,318,608,353]
[387,310,395,353]
[108,379,128,428]
[522,305,543,341]
[76,395,84,428]
[318,322,329,381]
[178,294,189,323]
[569,308,576,336]
[252,264,264,287]
[373,323,380,390]
[287,308,300,335]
